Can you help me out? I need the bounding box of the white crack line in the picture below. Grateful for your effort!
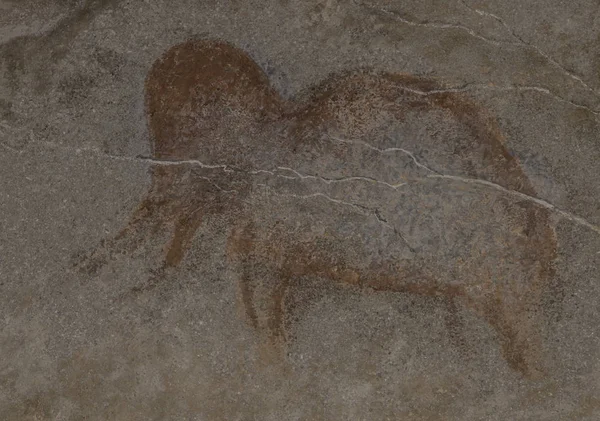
[193,175,238,194]
[135,155,235,172]
[255,182,416,251]
[457,0,600,98]
[24,141,407,190]
[269,166,600,236]
[428,174,600,235]
[328,135,600,235]
[256,183,371,213]
[469,85,600,117]
[389,83,600,117]
[28,140,236,172]
[22,139,600,236]
[358,0,600,102]
[274,166,408,190]
[357,0,516,46]
[329,135,440,174]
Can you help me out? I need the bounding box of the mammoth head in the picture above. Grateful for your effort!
[145,39,283,160]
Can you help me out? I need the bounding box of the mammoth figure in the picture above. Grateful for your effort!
[77,39,557,378]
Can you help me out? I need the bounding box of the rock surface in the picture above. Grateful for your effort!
[1,1,599,420]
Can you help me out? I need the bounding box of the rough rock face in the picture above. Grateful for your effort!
[1,1,599,420]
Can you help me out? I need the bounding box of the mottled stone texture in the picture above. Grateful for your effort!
[1,1,599,420]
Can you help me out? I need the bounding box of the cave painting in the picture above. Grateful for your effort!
[77,39,558,378]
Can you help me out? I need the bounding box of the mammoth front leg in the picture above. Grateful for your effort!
[127,204,210,295]
[162,207,206,268]
[73,165,212,275]
[74,192,175,275]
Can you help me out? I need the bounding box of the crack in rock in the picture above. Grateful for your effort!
[457,0,600,98]
[273,166,408,190]
[356,0,520,46]
[427,174,600,235]
[15,139,600,236]
[255,183,416,251]
[329,134,441,174]
[387,84,600,117]
[357,0,600,104]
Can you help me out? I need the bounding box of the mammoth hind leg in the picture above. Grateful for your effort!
[364,271,543,378]
[483,299,544,379]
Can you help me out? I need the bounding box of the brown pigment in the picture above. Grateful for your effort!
[76,39,558,378]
